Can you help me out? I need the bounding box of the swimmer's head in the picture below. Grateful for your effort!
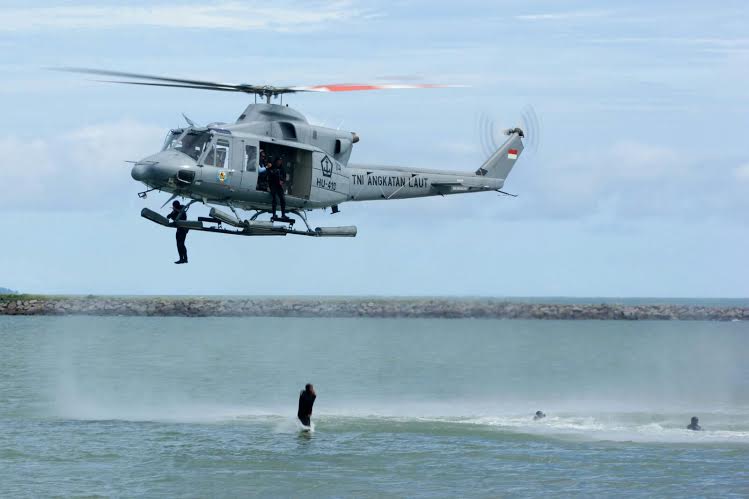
[691,416,699,424]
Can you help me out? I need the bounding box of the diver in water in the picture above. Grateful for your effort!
[533,410,546,421]
[297,383,316,428]
[687,416,702,431]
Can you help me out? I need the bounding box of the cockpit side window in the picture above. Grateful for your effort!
[215,139,230,168]
[200,137,230,168]
[215,147,227,168]
[203,145,216,166]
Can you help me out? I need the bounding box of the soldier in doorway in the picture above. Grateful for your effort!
[268,157,287,219]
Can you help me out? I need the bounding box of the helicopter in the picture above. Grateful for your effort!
[61,68,528,238]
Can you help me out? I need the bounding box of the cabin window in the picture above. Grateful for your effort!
[245,145,257,172]
[335,139,342,154]
[279,122,297,140]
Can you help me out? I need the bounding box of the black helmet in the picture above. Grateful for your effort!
[172,200,181,208]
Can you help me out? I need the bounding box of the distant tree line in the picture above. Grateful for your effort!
[0,287,18,295]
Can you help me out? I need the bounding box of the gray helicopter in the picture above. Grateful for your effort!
[63,68,527,238]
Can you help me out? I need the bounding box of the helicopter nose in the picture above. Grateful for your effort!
[132,151,196,183]
[131,161,149,181]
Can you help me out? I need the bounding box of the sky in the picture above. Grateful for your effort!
[0,0,747,297]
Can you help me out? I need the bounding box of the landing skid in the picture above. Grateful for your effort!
[141,208,357,238]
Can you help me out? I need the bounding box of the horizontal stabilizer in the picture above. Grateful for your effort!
[431,181,463,187]
[431,181,470,194]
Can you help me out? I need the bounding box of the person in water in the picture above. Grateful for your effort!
[533,410,546,421]
[687,416,702,431]
[297,383,316,427]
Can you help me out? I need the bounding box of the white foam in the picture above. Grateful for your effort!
[48,397,749,444]
[445,413,749,444]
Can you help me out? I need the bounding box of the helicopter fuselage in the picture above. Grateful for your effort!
[132,103,514,214]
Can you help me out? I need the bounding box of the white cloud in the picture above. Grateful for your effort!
[514,9,615,22]
[2,123,746,225]
[0,120,164,210]
[499,141,749,223]
[587,36,749,51]
[735,163,749,181]
[0,1,373,32]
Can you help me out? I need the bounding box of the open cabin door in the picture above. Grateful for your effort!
[290,149,312,200]
[258,141,312,201]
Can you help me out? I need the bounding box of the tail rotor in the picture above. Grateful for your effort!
[477,104,541,160]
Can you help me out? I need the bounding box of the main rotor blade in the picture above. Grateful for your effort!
[53,67,464,97]
[291,83,465,92]
[55,67,246,91]
[95,80,246,93]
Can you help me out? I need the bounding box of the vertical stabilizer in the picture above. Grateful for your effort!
[475,129,524,181]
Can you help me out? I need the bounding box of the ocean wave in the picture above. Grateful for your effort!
[49,396,749,441]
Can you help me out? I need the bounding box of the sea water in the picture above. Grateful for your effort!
[0,316,747,497]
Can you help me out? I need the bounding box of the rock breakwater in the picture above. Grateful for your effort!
[0,296,746,320]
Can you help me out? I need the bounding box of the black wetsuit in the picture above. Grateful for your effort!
[268,164,286,216]
[297,390,316,426]
[687,423,702,431]
[167,209,188,262]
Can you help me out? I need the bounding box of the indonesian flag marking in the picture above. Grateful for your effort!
[507,148,518,160]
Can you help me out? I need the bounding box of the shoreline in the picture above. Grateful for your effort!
[0,296,747,320]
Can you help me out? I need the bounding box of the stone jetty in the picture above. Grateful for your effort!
[0,296,746,320]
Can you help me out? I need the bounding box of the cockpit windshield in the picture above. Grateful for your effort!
[163,129,211,160]
[162,129,183,151]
